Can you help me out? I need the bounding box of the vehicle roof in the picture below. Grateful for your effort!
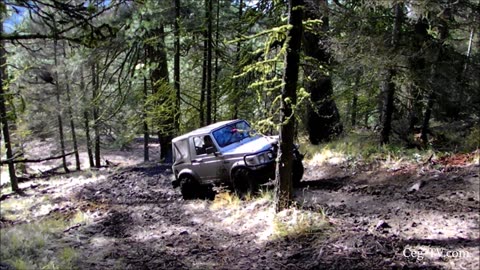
[172,119,241,143]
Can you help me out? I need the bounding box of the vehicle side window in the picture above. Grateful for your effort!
[193,136,206,155]
[193,135,217,156]
[174,139,189,161]
[203,135,217,152]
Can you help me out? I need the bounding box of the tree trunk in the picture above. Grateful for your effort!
[53,39,69,173]
[232,0,243,119]
[91,64,101,167]
[63,43,80,170]
[143,74,149,162]
[213,0,221,123]
[206,0,213,125]
[149,25,172,162]
[80,66,94,168]
[304,0,342,144]
[380,69,395,144]
[420,9,450,145]
[174,0,181,132]
[379,2,403,145]
[200,15,208,125]
[275,0,304,213]
[0,22,19,192]
[351,74,359,128]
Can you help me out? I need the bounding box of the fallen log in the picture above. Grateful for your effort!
[0,151,76,165]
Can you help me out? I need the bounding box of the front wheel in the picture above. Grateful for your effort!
[180,176,199,200]
[232,168,257,197]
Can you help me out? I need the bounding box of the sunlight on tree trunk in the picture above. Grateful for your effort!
[53,39,69,173]
[275,0,304,213]
[0,21,19,192]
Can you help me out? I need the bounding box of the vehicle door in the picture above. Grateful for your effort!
[189,135,225,183]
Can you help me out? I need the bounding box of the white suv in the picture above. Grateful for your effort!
[171,119,304,199]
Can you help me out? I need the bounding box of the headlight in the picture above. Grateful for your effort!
[244,151,273,166]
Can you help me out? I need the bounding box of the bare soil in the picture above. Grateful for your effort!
[1,145,479,270]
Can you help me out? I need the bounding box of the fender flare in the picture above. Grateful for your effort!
[229,161,249,180]
[178,168,201,183]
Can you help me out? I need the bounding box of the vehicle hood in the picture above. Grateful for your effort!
[222,136,278,155]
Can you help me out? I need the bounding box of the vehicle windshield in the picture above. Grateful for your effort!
[212,120,252,148]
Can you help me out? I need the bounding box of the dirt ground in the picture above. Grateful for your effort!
[1,144,479,270]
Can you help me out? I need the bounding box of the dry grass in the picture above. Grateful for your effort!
[0,216,83,270]
[273,207,329,238]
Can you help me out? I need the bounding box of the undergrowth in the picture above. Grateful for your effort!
[0,215,81,270]
[0,188,92,270]
[298,130,469,168]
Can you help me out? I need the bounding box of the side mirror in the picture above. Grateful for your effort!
[205,146,216,155]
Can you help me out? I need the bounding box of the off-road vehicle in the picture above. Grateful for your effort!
[171,119,304,199]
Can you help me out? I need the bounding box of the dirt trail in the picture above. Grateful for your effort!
[2,148,479,269]
[61,158,479,269]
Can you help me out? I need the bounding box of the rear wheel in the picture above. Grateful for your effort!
[179,175,199,200]
[232,168,257,197]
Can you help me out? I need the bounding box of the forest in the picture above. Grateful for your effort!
[1,0,479,269]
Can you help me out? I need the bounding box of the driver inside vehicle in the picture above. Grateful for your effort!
[203,135,216,154]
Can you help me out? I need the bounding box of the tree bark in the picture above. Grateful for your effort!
[379,2,403,144]
[232,0,243,119]
[206,0,213,125]
[351,72,360,128]
[420,8,450,145]
[380,69,395,144]
[63,42,80,170]
[143,72,149,162]
[275,0,304,213]
[200,11,208,125]
[0,20,19,192]
[174,0,181,132]
[91,64,101,167]
[304,0,342,144]
[53,39,69,173]
[80,65,94,167]
[213,0,221,123]
[149,25,172,162]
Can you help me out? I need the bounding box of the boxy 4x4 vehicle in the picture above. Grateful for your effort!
[171,119,304,199]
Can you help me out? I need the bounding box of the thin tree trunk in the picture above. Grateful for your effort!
[91,64,101,167]
[233,0,243,119]
[379,2,403,144]
[174,0,181,132]
[351,73,360,128]
[380,69,395,144]
[206,0,213,125]
[275,0,304,213]
[200,12,208,126]
[63,43,80,170]
[0,23,19,192]
[53,39,69,173]
[80,66,94,167]
[213,0,220,123]
[143,73,150,162]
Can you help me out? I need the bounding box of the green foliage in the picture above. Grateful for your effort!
[465,126,480,151]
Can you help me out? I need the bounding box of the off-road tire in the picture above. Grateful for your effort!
[292,158,304,188]
[180,176,199,200]
[232,168,257,197]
